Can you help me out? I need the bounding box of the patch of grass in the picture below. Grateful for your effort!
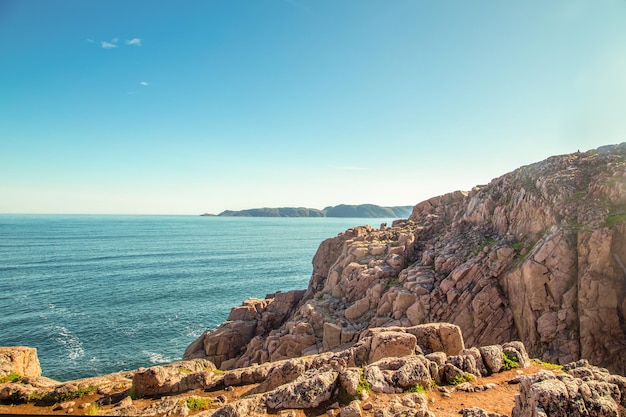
[502,351,519,371]
[212,369,225,375]
[605,212,626,228]
[531,359,562,370]
[178,366,192,374]
[450,373,474,386]
[41,384,98,405]
[27,391,45,403]
[408,383,428,394]
[84,403,99,415]
[0,371,21,383]
[186,397,212,411]
[128,385,139,400]
[356,373,371,396]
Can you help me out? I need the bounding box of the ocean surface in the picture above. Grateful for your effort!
[0,215,395,381]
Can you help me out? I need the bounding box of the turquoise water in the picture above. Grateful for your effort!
[0,215,393,381]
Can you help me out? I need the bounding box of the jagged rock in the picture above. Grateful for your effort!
[446,354,478,377]
[340,400,362,417]
[0,382,40,403]
[198,397,266,417]
[250,358,305,394]
[264,370,338,409]
[368,330,417,363]
[131,359,216,398]
[391,356,432,389]
[511,365,625,417]
[460,407,507,417]
[461,347,488,377]
[376,393,435,417]
[478,345,504,375]
[0,346,42,379]
[339,368,362,397]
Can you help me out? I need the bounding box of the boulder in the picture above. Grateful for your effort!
[478,345,504,375]
[0,347,42,379]
[264,370,338,409]
[131,359,216,398]
[368,331,417,363]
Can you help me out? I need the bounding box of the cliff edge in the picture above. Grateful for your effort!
[185,143,626,375]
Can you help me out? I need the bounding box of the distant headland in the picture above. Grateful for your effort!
[201,204,413,218]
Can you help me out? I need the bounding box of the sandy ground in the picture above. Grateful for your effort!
[0,364,563,416]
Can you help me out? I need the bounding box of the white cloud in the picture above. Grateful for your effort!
[101,41,117,49]
[86,38,95,44]
[139,81,149,86]
[126,38,142,46]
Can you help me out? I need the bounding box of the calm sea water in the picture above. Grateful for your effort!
[0,215,393,381]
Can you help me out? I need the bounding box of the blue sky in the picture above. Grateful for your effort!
[1,0,625,214]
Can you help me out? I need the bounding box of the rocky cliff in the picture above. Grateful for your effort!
[185,144,626,375]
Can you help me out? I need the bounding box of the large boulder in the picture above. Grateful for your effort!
[263,370,338,410]
[131,359,216,398]
[0,347,42,379]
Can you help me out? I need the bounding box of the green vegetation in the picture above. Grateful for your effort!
[605,212,626,228]
[84,403,99,415]
[41,384,98,405]
[355,373,371,396]
[531,359,563,370]
[186,397,212,411]
[0,371,21,383]
[128,385,139,400]
[212,369,225,375]
[502,351,520,371]
[408,383,428,394]
[178,366,192,374]
[449,373,474,385]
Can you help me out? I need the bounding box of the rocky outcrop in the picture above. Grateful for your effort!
[132,359,217,398]
[0,347,42,379]
[186,143,626,374]
[511,359,626,417]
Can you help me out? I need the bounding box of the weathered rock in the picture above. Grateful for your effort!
[368,331,417,363]
[339,368,362,397]
[205,396,266,417]
[264,370,338,409]
[511,365,625,417]
[478,345,504,375]
[0,347,42,379]
[460,407,507,417]
[392,356,432,389]
[250,358,305,394]
[131,359,216,398]
[340,400,362,417]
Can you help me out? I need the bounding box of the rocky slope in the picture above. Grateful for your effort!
[185,143,626,375]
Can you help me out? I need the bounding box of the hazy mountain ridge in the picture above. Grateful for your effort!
[212,204,413,218]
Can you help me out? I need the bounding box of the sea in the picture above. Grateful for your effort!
[0,215,394,381]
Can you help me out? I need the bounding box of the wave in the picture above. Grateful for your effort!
[53,325,85,361]
[142,351,174,365]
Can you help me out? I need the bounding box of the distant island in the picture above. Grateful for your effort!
[201,204,413,218]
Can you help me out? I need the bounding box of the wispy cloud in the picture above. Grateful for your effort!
[139,81,149,86]
[101,41,117,49]
[86,38,95,44]
[126,38,142,46]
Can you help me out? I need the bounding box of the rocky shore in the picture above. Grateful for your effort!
[2,143,625,416]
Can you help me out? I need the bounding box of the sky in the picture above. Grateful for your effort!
[1,0,625,215]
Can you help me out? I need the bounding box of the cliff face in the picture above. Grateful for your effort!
[185,144,626,374]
